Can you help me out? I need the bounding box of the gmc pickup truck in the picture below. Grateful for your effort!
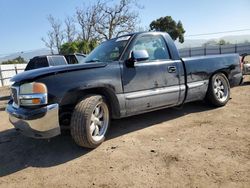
[6,32,242,148]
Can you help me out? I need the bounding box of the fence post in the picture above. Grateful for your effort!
[219,45,222,54]
[189,47,191,57]
[0,66,4,87]
[235,44,237,53]
[204,44,206,56]
[14,65,18,75]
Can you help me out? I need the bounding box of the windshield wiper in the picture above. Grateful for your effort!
[85,59,100,63]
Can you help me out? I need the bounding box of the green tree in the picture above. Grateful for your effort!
[149,16,185,43]
[60,42,78,54]
[1,56,27,64]
[218,39,230,45]
[60,40,98,55]
[202,40,217,47]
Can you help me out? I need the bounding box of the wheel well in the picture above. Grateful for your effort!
[59,87,120,127]
[220,71,228,78]
[78,88,121,119]
[210,71,229,81]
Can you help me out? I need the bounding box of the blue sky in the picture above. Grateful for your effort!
[0,0,249,55]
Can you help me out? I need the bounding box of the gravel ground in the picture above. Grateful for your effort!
[0,76,249,188]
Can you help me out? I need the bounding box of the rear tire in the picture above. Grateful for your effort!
[205,73,230,107]
[70,95,110,148]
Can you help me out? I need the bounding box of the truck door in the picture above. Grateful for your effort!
[121,34,181,115]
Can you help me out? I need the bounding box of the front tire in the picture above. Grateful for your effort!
[70,95,110,148]
[205,73,230,107]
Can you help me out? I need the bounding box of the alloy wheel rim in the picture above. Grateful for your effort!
[213,76,228,103]
[89,102,109,142]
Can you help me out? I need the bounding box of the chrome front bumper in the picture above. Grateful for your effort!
[6,103,61,139]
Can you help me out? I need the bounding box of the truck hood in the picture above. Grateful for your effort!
[11,62,107,83]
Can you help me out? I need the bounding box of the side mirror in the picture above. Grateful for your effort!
[126,50,149,67]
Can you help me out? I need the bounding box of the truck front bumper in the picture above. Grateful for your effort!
[6,103,61,139]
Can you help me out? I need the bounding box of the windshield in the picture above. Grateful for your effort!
[84,36,131,63]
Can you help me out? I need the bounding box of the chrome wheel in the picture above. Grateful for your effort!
[90,101,109,142]
[213,75,229,103]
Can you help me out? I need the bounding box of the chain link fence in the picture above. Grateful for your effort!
[179,43,250,57]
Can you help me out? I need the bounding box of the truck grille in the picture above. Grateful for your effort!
[11,87,18,106]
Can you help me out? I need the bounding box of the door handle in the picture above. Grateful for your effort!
[168,66,176,73]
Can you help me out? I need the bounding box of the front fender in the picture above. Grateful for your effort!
[59,85,122,119]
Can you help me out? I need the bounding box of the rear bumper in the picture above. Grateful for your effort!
[230,73,243,87]
[6,103,61,139]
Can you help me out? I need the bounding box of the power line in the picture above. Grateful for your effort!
[185,29,250,37]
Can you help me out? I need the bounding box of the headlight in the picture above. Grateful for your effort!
[19,82,48,106]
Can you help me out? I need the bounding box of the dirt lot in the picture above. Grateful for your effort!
[0,77,250,188]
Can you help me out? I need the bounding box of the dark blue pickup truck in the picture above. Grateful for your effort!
[6,32,242,148]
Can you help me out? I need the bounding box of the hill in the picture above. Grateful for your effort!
[0,48,51,63]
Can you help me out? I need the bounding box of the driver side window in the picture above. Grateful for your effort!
[132,35,170,61]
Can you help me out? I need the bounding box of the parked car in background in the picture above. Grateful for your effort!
[25,53,86,71]
[64,53,86,64]
[241,54,250,75]
[25,55,67,71]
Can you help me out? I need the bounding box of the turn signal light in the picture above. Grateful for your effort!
[33,83,47,94]
[32,98,41,104]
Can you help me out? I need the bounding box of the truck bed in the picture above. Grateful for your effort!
[182,53,242,103]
